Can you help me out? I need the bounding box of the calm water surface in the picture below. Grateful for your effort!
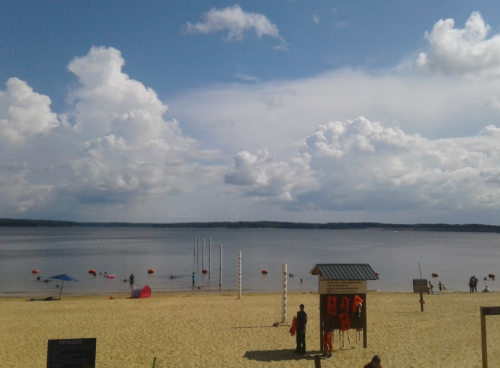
[0,227,499,296]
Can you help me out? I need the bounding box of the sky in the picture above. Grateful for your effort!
[3,1,500,224]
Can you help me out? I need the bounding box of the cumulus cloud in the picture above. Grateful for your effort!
[225,117,500,216]
[0,78,59,144]
[415,12,500,78]
[224,149,311,201]
[185,4,285,45]
[0,46,220,220]
[62,47,208,204]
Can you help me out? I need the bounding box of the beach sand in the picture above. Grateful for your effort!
[1,290,500,367]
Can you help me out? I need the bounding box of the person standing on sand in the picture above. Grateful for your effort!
[469,277,474,293]
[473,276,478,292]
[322,315,333,359]
[364,355,383,368]
[295,304,307,354]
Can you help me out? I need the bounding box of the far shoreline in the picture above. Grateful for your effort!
[2,218,500,233]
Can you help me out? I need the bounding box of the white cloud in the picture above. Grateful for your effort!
[185,4,283,43]
[168,69,500,156]
[0,77,59,144]
[225,117,500,216]
[312,15,320,24]
[415,12,500,78]
[0,47,221,220]
[224,149,311,201]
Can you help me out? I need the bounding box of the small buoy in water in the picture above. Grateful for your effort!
[202,269,208,274]
[432,273,439,277]
[375,271,380,276]
[32,269,39,274]
[107,275,116,279]
[88,269,96,274]
[489,273,495,279]
[148,269,154,274]
[262,270,269,274]
[123,279,128,282]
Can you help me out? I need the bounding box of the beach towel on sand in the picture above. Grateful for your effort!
[289,317,297,336]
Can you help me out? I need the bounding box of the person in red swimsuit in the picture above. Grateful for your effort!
[322,315,333,358]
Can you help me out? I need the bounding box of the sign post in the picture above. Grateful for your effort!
[413,279,428,312]
[480,306,500,368]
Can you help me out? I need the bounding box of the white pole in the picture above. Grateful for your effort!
[238,251,242,299]
[209,238,212,278]
[202,238,205,269]
[282,263,287,323]
[219,244,223,289]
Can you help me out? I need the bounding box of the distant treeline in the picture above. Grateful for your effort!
[1,218,500,232]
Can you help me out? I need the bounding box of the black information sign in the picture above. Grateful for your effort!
[413,279,428,293]
[47,338,96,368]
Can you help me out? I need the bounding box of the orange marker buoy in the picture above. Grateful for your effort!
[32,269,39,274]
[88,269,96,274]
[202,269,208,274]
[262,270,268,274]
[148,269,154,274]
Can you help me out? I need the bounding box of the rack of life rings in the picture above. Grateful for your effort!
[320,293,367,350]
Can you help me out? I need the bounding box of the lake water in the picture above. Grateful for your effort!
[0,227,499,296]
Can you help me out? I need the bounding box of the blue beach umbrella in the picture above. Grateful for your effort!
[49,274,78,300]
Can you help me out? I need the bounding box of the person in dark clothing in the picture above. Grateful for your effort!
[473,276,478,292]
[364,355,382,368]
[129,273,135,284]
[469,277,474,293]
[295,304,307,354]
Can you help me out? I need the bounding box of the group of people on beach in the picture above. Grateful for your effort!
[469,275,491,292]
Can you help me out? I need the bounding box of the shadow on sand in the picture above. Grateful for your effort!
[243,349,318,362]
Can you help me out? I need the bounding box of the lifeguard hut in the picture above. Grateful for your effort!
[310,263,378,350]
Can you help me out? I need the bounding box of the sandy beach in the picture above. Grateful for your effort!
[1,290,500,367]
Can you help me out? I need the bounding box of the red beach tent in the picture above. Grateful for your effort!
[131,285,151,299]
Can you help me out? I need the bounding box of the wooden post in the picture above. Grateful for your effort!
[238,251,242,299]
[282,263,287,323]
[314,355,322,368]
[219,244,223,289]
[481,307,488,368]
[209,238,212,279]
[363,294,367,348]
[202,238,205,269]
[420,292,424,312]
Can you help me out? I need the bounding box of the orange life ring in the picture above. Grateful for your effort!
[148,269,154,274]
[32,269,39,274]
[432,273,439,277]
[202,269,208,274]
[262,270,268,274]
